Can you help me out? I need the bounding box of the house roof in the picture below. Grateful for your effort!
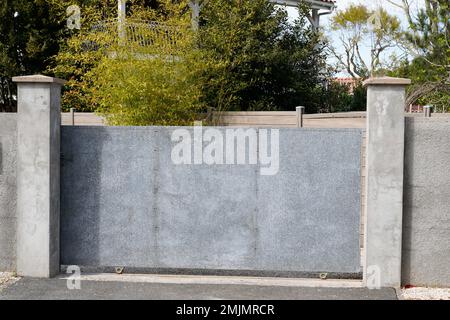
[270,0,336,10]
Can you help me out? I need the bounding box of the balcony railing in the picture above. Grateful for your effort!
[89,18,186,52]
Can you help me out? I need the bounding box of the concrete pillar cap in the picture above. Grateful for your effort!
[12,74,66,85]
[363,77,411,87]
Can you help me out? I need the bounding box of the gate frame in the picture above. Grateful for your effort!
[12,75,411,288]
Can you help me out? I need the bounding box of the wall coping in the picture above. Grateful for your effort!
[12,75,66,85]
[363,77,411,86]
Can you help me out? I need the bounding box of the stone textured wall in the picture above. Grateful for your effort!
[403,117,450,287]
[0,114,17,271]
[60,127,363,274]
[6,116,449,282]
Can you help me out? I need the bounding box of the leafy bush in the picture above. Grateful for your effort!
[53,1,207,124]
[91,42,205,126]
[91,1,206,125]
[319,81,366,113]
[49,0,121,112]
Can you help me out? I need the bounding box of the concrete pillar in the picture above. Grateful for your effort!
[363,77,411,288]
[12,75,65,278]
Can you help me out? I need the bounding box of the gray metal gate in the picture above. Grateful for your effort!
[60,127,362,275]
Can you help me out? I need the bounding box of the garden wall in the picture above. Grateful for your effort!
[402,117,450,287]
[0,113,17,271]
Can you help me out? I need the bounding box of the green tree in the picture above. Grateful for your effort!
[52,0,354,119]
[319,81,366,113]
[0,0,64,112]
[320,82,352,113]
[199,0,329,113]
[0,0,124,112]
[329,5,401,79]
[387,0,449,110]
[349,83,367,111]
[50,0,184,112]
[49,0,132,112]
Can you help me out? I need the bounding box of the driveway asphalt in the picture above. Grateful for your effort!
[0,275,397,300]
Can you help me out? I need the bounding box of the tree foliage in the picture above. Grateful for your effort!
[54,0,333,120]
[1,0,358,120]
[318,81,366,113]
[49,0,149,112]
[199,0,329,113]
[89,1,206,125]
[0,0,129,112]
[387,0,449,110]
[329,4,401,79]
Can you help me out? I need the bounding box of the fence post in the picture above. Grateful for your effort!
[296,106,305,128]
[12,75,66,278]
[424,105,432,117]
[363,77,411,288]
[70,107,76,125]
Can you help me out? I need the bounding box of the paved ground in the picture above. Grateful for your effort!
[0,275,397,300]
[400,287,450,300]
[0,272,19,292]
